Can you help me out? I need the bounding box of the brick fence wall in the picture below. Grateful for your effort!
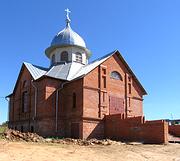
[169,125,180,137]
[105,115,168,144]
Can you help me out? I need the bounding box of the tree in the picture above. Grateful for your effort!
[1,121,8,127]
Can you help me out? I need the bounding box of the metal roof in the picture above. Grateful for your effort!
[45,63,71,80]
[23,50,147,95]
[49,11,86,49]
[24,62,47,80]
[45,62,85,81]
[24,50,116,81]
[45,10,91,59]
[70,50,116,80]
[51,24,86,48]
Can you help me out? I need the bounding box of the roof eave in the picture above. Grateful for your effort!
[45,44,91,59]
[115,50,147,95]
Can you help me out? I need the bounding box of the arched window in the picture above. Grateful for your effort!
[22,80,28,88]
[61,51,68,62]
[110,71,123,80]
[73,93,76,108]
[22,91,28,113]
[51,54,55,65]
[75,52,82,63]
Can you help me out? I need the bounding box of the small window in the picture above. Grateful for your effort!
[61,51,68,62]
[128,83,131,94]
[75,52,82,63]
[102,68,106,75]
[22,91,28,113]
[128,76,131,82]
[73,93,76,108]
[51,54,55,65]
[110,71,122,80]
[15,126,17,130]
[22,80,28,88]
[102,76,106,88]
[103,92,106,102]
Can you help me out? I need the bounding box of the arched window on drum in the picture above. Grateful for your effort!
[75,52,82,63]
[61,51,68,62]
[51,54,56,65]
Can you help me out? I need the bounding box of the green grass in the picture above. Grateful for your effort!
[0,126,7,139]
[0,126,7,133]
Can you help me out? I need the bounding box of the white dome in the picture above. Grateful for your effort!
[51,24,86,48]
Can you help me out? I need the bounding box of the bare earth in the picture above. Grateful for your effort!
[0,140,180,161]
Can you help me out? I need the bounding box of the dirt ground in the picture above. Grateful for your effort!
[0,140,180,161]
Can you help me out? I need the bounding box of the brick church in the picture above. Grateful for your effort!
[7,9,148,139]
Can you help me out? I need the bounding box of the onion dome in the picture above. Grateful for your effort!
[51,23,86,48]
[45,9,90,58]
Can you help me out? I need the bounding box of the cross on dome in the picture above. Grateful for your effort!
[45,8,91,60]
[65,8,71,26]
[65,8,71,19]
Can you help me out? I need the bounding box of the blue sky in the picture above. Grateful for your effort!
[0,0,180,124]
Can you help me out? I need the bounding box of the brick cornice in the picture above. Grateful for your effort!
[83,86,108,93]
[83,85,99,91]
[82,116,104,121]
[132,96,143,101]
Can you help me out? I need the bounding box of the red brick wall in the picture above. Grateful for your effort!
[35,78,60,119]
[59,79,83,138]
[9,52,146,139]
[130,98,143,117]
[36,118,56,136]
[81,53,145,139]
[83,53,144,120]
[60,79,83,118]
[105,115,168,144]
[8,63,84,137]
[8,64,61,135]
[11,66,34,122]
[83,88,99,118]
[83,67,100,118]
[169,125,180,137]
[103,54,143,117]
[82,119,104,139]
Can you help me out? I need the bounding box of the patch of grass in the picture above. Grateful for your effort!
[0,126,7,133]
[0,134,4,139]
[0,126,6,140]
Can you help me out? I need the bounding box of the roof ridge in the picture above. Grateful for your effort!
[23,62,48,71]
[56,64,69,78]
[45,66,55,75]
[89,50,117,64]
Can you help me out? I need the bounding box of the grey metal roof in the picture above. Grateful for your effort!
[15,50,146,96]
[45,62,85,81]
[24,50,116,81]
[70,50,117,80]
[50,11,86,49]
[45,63,71,80]
[24,62,47,80]
[51,24,86,48]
